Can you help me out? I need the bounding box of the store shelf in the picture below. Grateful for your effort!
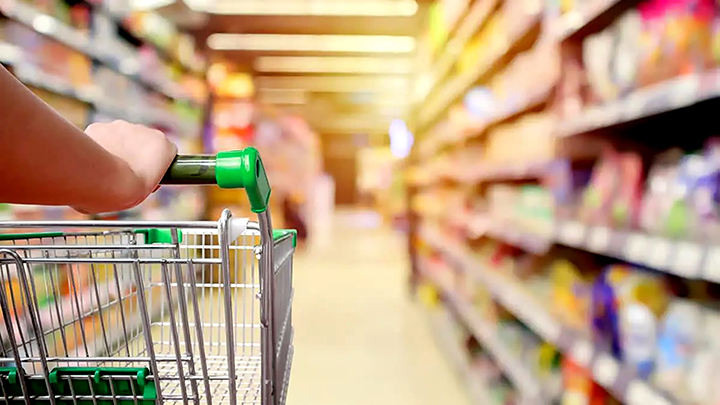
[461,213,720,282]
[419,259,546,404]
[3,1,92,54]
[14,65,96,104]
[418,14,541,131]
[3,1,201,107]
[457,160,549,183]
[485,220,552,254]
[102,8,205,77]
[423,306,490,405]
[420,85,553,160]
[424,0,500,99]
[410,158,550,187]
[556,70,720,138]
[421,227,677,405]
[554,0,624,39]
[485,86,552,127]
[553,219,720,281]
[11,64,199,133]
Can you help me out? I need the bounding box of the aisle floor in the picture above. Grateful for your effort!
[286,211,470,405]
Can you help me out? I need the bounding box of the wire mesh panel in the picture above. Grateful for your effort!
[0,214,293,405]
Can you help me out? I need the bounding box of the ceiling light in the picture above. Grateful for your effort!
[195,0,417,17]
[207,34,415,53]
[254,56,413,74]
[389,119,413,158]
[256,76,409,93]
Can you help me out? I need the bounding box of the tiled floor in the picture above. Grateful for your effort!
[286,211,470,405]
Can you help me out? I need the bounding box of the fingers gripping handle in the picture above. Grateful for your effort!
[161,147,272,213]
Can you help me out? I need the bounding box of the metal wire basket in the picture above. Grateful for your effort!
[0,148,295,405]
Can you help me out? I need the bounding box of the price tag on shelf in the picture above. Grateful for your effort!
[672,242,703,278]
[625,381,672,405]
[704,246,720,282]
[570,340,592,368]
[587,226,611,253]
[593,353,619,388]
[646,237,671,269]
[560,221,586,246]
[625,233,649,263]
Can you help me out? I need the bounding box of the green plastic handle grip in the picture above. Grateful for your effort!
[161,147,271,213]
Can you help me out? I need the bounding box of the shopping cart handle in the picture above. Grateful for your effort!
[161,147,271,213]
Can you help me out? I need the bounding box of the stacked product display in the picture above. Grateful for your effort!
[409,0,720,404]
[0,0,208,220]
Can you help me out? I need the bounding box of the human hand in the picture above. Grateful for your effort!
[75,120,177,213]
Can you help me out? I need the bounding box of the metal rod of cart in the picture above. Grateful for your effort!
[0,148,295,405]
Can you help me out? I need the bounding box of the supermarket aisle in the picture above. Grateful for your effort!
[287,211,470,405]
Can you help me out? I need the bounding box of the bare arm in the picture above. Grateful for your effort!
[0,66,176,213]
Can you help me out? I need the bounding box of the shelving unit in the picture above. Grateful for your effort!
[423,0,500,101]
[420,258,546,403]
[423,306,491,405]
[421,225,676,405]
[408,0,720,402]
[556,70,720,138]
[1,0,205,125]
[418,14,541,131]
[0,0,208,222]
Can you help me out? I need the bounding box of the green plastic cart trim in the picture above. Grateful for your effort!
[0,368,23,401]
[0,231,64,241]
[135,228,182,244]
[216,148,272,213]
[0,368,18,385]
[48,367,157,404]
[273,229,297,247]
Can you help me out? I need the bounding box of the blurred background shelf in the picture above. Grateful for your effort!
[408,0,720,402]
[423,306,491,405]
[419,257,548,404]
[421,225,678,405]
[418,13,541,131]
[2,1,201,106]
[421,0,500,102]
[556,71,720,138]
[440,211,720,282]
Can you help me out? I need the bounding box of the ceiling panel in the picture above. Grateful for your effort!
[174,0,428,135]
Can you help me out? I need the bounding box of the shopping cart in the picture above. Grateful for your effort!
[0,148,295,405]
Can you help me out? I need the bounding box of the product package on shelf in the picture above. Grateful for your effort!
[464,231,720,404]
[541,140,720,242]
[3,20,93,90]
[485,112,556,165]
[559,0,720,120]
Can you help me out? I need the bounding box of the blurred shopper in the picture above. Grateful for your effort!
[0,66,176,213]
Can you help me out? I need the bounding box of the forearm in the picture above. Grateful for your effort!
[0,66,141,211]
